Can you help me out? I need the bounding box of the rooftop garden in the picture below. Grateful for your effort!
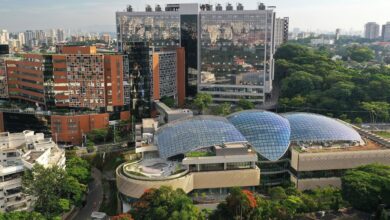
[185,151,216,157]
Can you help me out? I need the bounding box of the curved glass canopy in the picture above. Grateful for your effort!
[228,110,291,161]
[155,116,247,159]
[283,113,363,143]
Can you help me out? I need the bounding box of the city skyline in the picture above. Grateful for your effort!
[1,0,390,33]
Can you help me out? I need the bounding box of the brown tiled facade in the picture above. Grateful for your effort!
[4,54,54,107]
[151,47,186,107]
[4,46,126,111]
[104,55,124,110]
[51,113,109,145]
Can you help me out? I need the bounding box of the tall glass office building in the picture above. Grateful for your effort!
[116,3,275,104]
[116,4,199,97]
[199,6,275,104]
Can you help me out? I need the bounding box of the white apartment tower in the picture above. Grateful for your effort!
[364,22,380,39]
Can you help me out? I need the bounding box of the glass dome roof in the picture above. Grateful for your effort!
[155,116,247,159]
[227,110,291,161]
[283,113,363,143]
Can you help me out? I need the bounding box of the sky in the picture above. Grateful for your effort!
[0,0,390,33]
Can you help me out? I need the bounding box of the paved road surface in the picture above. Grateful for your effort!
[73,167,103,220]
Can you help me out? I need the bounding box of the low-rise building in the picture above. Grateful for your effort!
[0,130,65,212]
[51,113,109,146]
[116,110,390,212]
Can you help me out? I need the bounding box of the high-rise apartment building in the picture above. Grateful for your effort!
[275,17,289,48]
[3,46,126,111]
[364,22,380,39]
[117,3,276,106]
[0,45,9,99]
[57,29,65,42]
[382,22,390,41]
[7,54,54,106]
[335,28,341,41]
[24,30,35,48]
[17,33,25,46]
[152,47,186,106]
[0,30,9,44]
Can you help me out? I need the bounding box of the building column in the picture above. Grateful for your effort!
[224,163,227,170]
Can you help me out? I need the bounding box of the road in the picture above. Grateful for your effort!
[73,167,103,220]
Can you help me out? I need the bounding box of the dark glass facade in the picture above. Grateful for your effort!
[122,42,152,119]
[180,14,198,97]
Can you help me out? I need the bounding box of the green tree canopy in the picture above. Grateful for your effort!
[237,99,255,110]
[131,186,204,220]
[87,128,109,144]
[215,103,231,116]
[22,165,86,219]
[66,157,91,185]
[0,211,46,220]
[346,45,375,62]
[341,164,390,212]
[193,93,212,114]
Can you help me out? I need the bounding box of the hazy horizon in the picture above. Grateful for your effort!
[1,0,390,33]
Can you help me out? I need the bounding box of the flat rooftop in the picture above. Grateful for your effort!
[24,151,45,163]
[293,139,387,154]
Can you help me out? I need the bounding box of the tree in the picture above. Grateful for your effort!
[66,156,91,185]
[22,164,87,218]
[210,187,258,220]
[361,102,390,123]
[193,93,212,114]
[87,128,109,144]
[354,117,363,125]
[346,45,375,62]
[215,103,231,116]
[281,71,323,98]
[112,213,134,220]
[0,211,46,220]
[131,186,204,220]
[269,187,287,200]
[237,99,255,110]
[341,164,390,212]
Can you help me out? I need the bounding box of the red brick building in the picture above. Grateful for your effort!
[51,113,109,145]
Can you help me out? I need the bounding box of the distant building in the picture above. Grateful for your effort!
[382,22,390,41]
[24,30,35,48]
[0,30,9,44]
[0,45,9,99]
[275,17,289,48]
[17,33,25,46]
[310,38,334,46]
[57,29,65,42]
[0,130,65,212]
[364,22,380,39]
[335,28,341,41]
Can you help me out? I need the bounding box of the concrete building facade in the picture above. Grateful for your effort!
[364,22,380,39]
[0,130,65,212]
[382,22,390,41]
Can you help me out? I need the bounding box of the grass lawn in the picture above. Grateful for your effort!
[373,131,390,138]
